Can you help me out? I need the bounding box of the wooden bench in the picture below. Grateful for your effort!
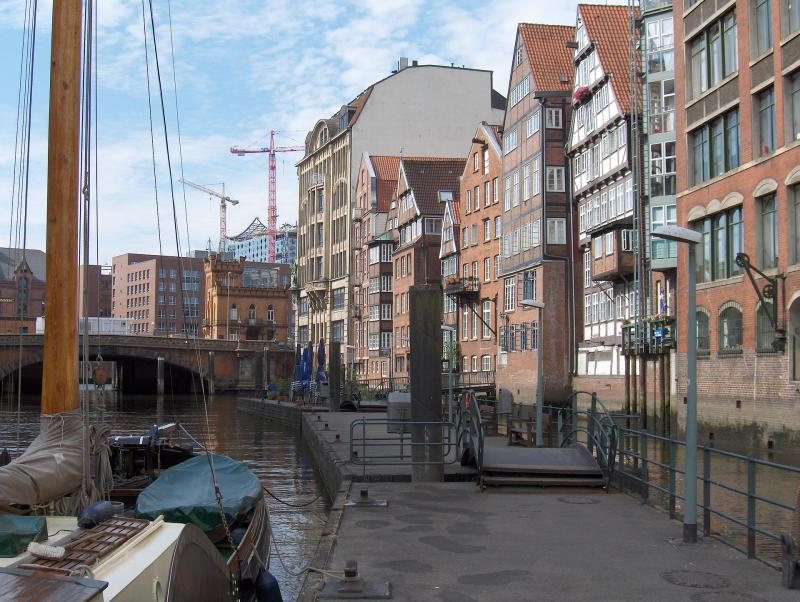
[506,412,552,447]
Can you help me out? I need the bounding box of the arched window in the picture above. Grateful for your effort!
[16,277,28,317]
[267,304,275,322]
[697,309,710,356]
[718,304,743,354]
[756,302,777,352]
[230,303,237,320]
[248,304,256,320]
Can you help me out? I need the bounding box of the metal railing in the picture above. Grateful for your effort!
[613,425,800,568]
[349,417,456,466]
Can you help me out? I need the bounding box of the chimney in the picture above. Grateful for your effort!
[397,57,409,71]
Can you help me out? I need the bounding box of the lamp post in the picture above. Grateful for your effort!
[441,324,456,423]
[521,298,545,446]
[653,225,702,543]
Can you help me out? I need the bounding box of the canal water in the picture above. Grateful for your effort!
[0,393,329,601]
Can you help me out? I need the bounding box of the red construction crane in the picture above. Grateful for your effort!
[230,130,304,262]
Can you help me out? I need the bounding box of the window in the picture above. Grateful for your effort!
[493,178,498,204]
[794,187,800,263]
[485,181,491,207]
[515,45,523,67]
[471,224,478,246]
[462,227,469,248]
[381,331,392,350]
[756,87,775,156]
[754,0,772,55]
[523,164,530,200]
[484,219,491,242]
[690,109,739,185]
[648,79,675,134]
[594,236,603,259]
[471,355,478,372]
[503,128,518,154]
[504,277,516,312]
[381,275,392,291]
[545,107,562,128]
[789,71,800,142]
[247,304,256,320]
[510,75,530,107]
[531,219,540,246]
[645,15,674,74]
[495,216,502,238]
[473,152,479,172]
[526,111,540,137]
[522,270,537,301]
[513,170,520,207]
[650,141,676,196]
[605,232,615,255]
[531,158,540,196]
[474,186,480,210]
[494,255,500,279]
[462,306,469,340]
[484,257,491,282]
[504,176,511,210]
[546,167,565,192]
[332,288,345,309]
[719,305,743,353]
[583,250,592,287]
[689,12,737,98]
[381,303,393,321]
[547,218,566,244]
[651,205,678,259]
[697,310,710,356]
[760,194,778,268]
[693,207,743,282]
[481,355,492,371]
[757,301,778,352]
[483,148,489,174]
[622,229,634,251]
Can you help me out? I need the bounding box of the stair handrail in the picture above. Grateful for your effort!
[455,390,484,474]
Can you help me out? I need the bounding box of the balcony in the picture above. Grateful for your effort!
[622,316,676,356]
[305,278,328,294]
[444,276,480,298]
[592,249,634,282]
[246,318,262,327]
[352,207,363,222]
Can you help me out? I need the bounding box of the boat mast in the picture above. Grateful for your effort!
[41,0,82,415]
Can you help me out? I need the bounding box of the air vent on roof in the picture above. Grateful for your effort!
[565,41,579,49]
[559,75,569,83]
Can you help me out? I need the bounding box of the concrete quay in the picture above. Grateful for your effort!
[236,398,794,601]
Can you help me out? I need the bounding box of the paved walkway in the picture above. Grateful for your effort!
[319,482,794,602]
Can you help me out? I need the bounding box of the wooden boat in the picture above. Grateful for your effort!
[0,2,273,600]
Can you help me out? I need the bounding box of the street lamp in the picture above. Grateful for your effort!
[521,298,545,446]
[652,225,702,544]
[441,324,456,423]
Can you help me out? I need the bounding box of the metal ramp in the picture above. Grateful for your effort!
[455,391,617,489]
[480,441,604,488]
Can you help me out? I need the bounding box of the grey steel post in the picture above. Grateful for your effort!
[409,285,444,482]
[747,455,756,558]
[207,351,215,395]
[536,308,544,446]
[684,242,698,542]
[157,356,165,396]
[588,392,597,455]
[703,444,711,536]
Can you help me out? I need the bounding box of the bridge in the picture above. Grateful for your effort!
[0,334,294,393]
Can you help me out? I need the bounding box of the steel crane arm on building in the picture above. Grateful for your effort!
[178,178,239,205]
[229,146,304,155]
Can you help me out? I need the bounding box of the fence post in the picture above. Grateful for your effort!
[747,455,756,559]
[640,430,649,501]
[703,444,711,537]
[557,410,563,447]
[589,392,597,455]
[668,439,677,519]
[571,392,578,442]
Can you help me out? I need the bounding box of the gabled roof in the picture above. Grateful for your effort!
[519,23,576,92]
[0,247,46,282]
[400,157,465,216]
[578,3,640,114]
[369,155,401,212]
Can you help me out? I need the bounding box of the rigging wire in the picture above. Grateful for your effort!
[140,0,164,257]
[165,0,192,255]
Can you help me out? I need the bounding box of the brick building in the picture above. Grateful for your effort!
[111,253,204,337]
[441,123,504,379]
[389,157,465,378]
[295,59,504,370]
[499,23,577,404]
[202,254,291,343]
[568,4,642,402]
[79,264,112,318]
[0,247,46,334]
[675,0,800,436]
[352,154,400,380]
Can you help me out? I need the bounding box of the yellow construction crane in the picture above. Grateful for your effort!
[179,179,239,252]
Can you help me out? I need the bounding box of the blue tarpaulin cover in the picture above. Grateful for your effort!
[0,515,46,557]
[136,454,261,534]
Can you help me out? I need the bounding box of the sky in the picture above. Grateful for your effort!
[0,0,602,265]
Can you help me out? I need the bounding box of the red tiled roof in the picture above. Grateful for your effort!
[519,23,576,92]
[349,87,372,125]
[578,4,640,114]
[368,155,400,212]
[401,157,466,216]
[486,124,502,147]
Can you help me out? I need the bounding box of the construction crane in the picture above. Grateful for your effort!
[230,130,303,262]
[179,178,239,252]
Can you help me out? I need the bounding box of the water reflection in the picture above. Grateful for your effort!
[0,393,329,601]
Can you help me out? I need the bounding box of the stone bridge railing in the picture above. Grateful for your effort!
[0,334,290,353]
